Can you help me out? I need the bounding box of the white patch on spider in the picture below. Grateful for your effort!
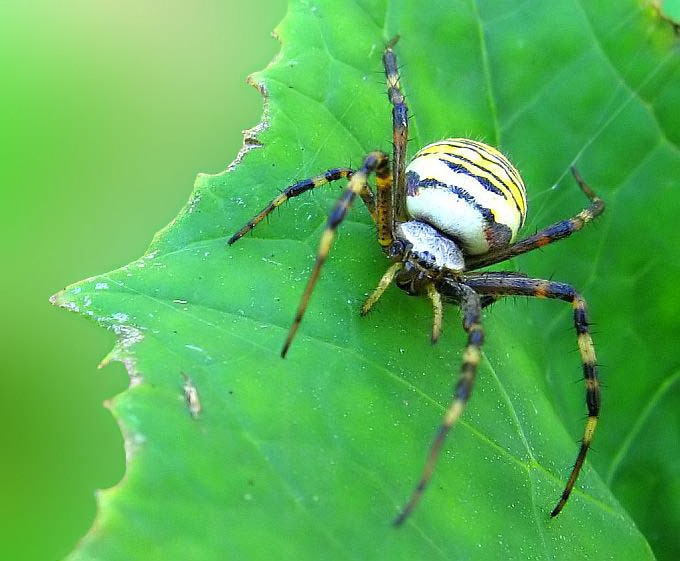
[94,282,109,290]
[397,221,465,272]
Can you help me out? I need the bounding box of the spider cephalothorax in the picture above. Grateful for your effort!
[229,36,604,526]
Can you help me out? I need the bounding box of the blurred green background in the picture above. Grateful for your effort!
[0,1,286,559]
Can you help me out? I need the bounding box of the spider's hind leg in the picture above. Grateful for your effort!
[464,272,600,517]
[394,282,483,526]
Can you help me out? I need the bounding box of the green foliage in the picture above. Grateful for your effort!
[53,1,680,559]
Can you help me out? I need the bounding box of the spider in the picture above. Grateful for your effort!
[228,36,604,526]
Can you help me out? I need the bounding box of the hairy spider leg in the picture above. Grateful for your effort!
[383,35,409,223]
[463,272,600,517]
[360,262,403,316]
[426,283,444,343]
[393,283,483,527]
[228,168,376,245]
[473,273,530,309]
[465,167,604,271]
[362,267,444,343]
[281,151,391,357]
[478,293,507,308]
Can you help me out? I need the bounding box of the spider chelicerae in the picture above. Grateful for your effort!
[229,36,604,526]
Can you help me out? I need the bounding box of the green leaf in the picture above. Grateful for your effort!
[53,1,680,559]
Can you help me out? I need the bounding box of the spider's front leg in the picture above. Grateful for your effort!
[280,151,392,357]
[383,35,408,220]
[228,167,369,245]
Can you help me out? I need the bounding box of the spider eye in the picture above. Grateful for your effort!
[389,239,407,258]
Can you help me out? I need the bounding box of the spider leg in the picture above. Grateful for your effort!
[477,274,528,308]
[362,269,443,342]
[465,167,604,270]
[228,168,376,244]
[281,151,390,357]
[463,272,600,517]
[361,262,402,316]
[479,293,505,308]
[394,283,483,526]
[383,35,408,223]
[426,283,443,343]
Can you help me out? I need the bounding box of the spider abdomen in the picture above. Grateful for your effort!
[405,138,527,255]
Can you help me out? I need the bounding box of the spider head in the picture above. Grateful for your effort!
[391,220,465,295]
[394,221,465,271]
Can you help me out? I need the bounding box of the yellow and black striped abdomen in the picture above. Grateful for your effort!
[405,138,527,255]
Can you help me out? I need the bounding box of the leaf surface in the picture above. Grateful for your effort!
[54,1,680,559]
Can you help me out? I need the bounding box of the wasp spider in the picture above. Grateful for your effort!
[229,36,604,526]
